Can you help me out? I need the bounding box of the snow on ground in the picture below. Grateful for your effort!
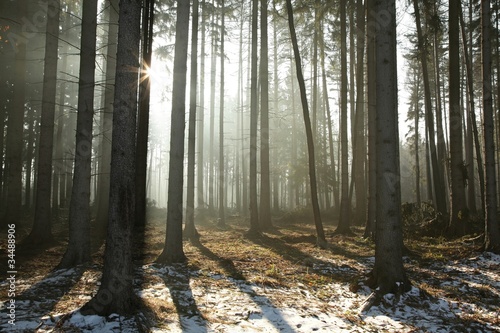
[1,253,499,332]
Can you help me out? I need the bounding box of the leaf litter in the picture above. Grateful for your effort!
[1,218,499,332]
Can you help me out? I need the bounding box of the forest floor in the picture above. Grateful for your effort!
[0,211,499,332]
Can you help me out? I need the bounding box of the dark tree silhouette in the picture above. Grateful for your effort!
[81,0,142,315]
[156,0,191,264]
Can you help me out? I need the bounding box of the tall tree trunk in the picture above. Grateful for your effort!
[368,0,409,297]
[4,0,27,227]
[448,0,468,236]
[218,0,226,227]
[290,54,299,209]
[364,0,376,238]
[459,2,485,213]
[235,1,245,215]
[81,0,142,315]
[58,0,98,267]
[27,0,60,245]
[312,2,319,139]
[248,0,260,235]
[272,0,280,212]
[481,0,500,253]
[136,0,155,227]
[354,0,366,225]
[431,2,448,208]
[412,0,447,215]
[321,28,338,211]
[414,68,422,206]
[156,0,190,264]
[185,0,200,240]
[260,0,272,229]
[462,0,476,213]
[208,1,217,213]
[197,0,206,209]
[96,0,119,233]
[25,106,35,211]
[336,0,352,235]
[285,0,326,247]
[52,25,70,216]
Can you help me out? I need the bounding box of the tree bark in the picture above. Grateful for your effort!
[156,0,190,264]
[58,0,98,267]
[208,1,217,213]
[197,0,206,209]
[448,0,468,236]
[4,0,26,227]
[412,0,447,216]
[481,0,500,253]
[364,1,376,238]
[459,3,485,213]
[370,0,409,296]
[135,0,155,228]
[285,0,326,247]
[218,0,226,227]
[353,0,366,225]
[248,0,260,235]
[96,0,119,235]
[27,0,60,245]
[336,0,352,235]
[185,0,200,240]
[260,0,272,229]
[81,0,142,315]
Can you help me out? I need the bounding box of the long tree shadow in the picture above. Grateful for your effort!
[246,231,367,283]
[158,264,208,333]
[191,240,298,333]
[0,266,85,331]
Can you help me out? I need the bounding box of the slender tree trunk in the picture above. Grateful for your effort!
[462,0,476,213]
[59,0,98,267]
[185,0,200,240]
[156,0,190,264]
[272,0,280,212]
[412,0,447,215]
[4,0,27,227]
[432,3,448,208]
[218,0,226,227]
[25,106,35,211]
[459,3,485,213]
[448,0,468,236]
[136,0,155,227]
[285,0,326,247]
[209,1,217,213]
[321,29,338,211]
[290,54,299,209]
[354,0,366,225]
[260,0,272,229]
[27,0,60,245]
[197,0,206,209]
[414,68,421,206]
[312,2,319,139]
[96,0,118,234]
[235,2,245,215]
[364,0,376,238]
[336,0,352,235]
[248,0,260,235]
[481,0,500,253]
[81,0,142,315]
[52,25,70,216]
